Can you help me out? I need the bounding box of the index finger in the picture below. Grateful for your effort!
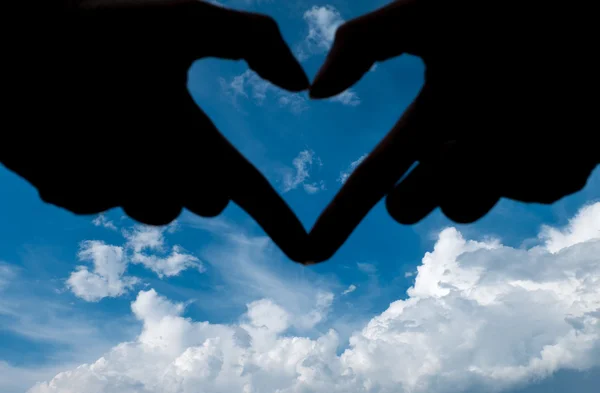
[226,145,311,264]
[308,85,436,263]
[310,0,425,99]
[177,91,310,263]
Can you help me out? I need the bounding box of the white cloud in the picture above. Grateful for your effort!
[66,241,139,302]
[91,214,117,230]
[26,203,600,393]
[0,261,16,291]
[303,180,326,194]
[329,89,361,106]
[131,245,204,279]
[123,225,165,253]
[123,223,203,279]
[201,226,336,331]
[298,5,344,59]
[338,154,368,184]
[66,224,202,301]
[296,5,361,106]
[220,69,308,114]
[0,264,138,393]
[539,202,600,253]
[282,149,326,194]
[277,93,309,114]
[342,284,357,295]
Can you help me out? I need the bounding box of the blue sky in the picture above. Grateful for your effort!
[1,1,600,392]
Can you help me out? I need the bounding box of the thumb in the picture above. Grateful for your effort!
[310,0,427,99]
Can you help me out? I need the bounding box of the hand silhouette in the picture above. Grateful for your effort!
[1,0,311,262]
[307,0,599,262]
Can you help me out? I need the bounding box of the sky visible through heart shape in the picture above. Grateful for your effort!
[1,1,600,392]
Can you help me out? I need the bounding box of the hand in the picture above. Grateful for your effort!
[1,0,311,262]
[307,0,599,262]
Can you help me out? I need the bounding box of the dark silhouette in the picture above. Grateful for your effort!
[3,0,598,265]
[307,0,599,262]
[1,0,311,263]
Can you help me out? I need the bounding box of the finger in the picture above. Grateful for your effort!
[385,162,438,225]
[120,157,183,226]
[176,90,310,263]
[384,143,454,225]
[123,197,183,226]
[171,88,233,219]
[310,0,425,99]
[441,192,500,224]
[185,193,230,218]
[438,144,501,224]
[387,142,500,225]
[227,149,310,264]
[500,157,598,205]
[178,0,309,91]
[1,152,122,216]
[308,85,439,263]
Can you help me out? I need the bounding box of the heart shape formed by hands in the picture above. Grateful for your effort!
[2,0,598,265]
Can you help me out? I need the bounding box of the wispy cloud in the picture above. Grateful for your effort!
[342,284,357,295]
[356,261,377,275]
[91,214,117,230]
[338,153,367,183]
[200,226,336,331]
[220,69,309,114]
[0,266,137,393]
[281,149,326,194]
[329,89,361,106]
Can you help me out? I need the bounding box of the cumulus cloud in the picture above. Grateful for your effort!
[282,149,326,194]
[539,202,600,253]
[339,153,368,184]
[66,224,202,301]
[38,202,600,393]
[66,241,139,302]
[28,289,344,393]
[220,69,308,114]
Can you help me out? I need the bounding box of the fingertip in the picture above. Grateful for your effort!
[385,192,435,225]
[440,195,500,224]
[185,195,230,218]
[246,17,310,93]
[123,202,183,226]
[249,50,309,93]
